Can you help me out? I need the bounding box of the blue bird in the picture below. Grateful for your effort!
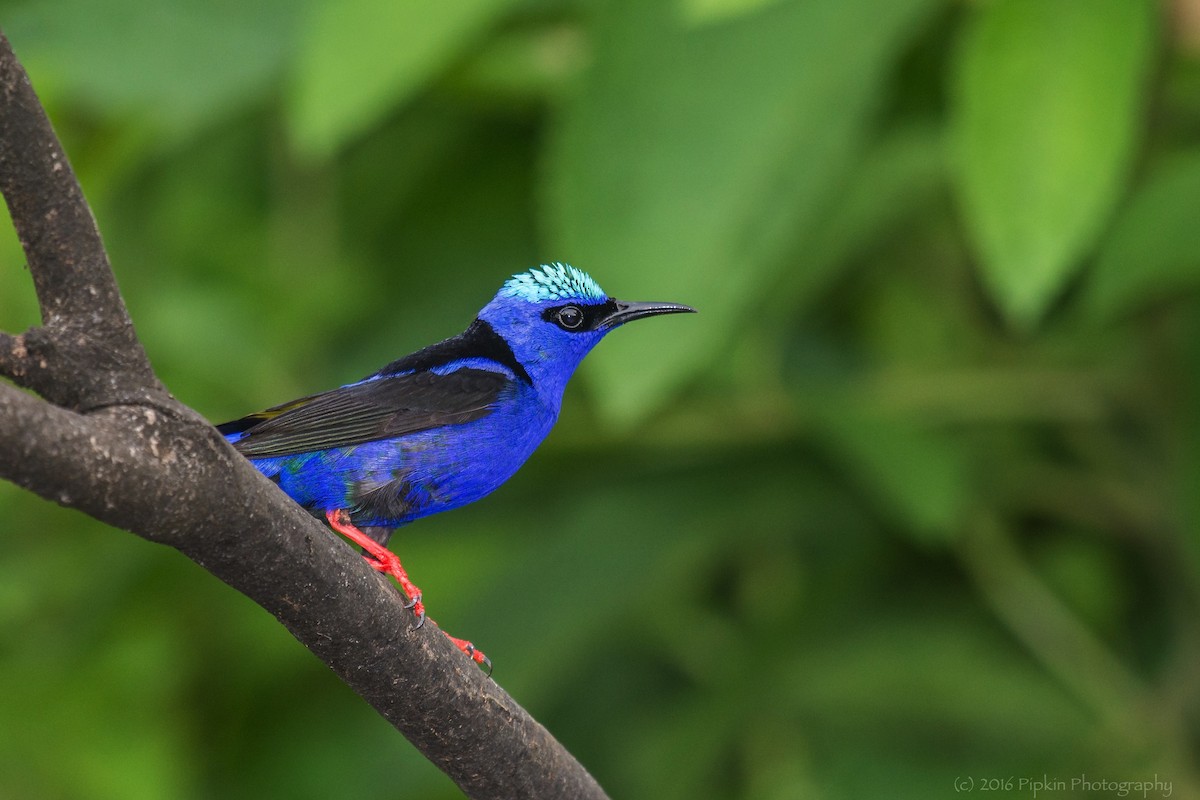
[219,263,694,668]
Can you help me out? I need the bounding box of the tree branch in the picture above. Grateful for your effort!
[0,31,607,800]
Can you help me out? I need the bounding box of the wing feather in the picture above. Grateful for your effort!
[218,367,509,458]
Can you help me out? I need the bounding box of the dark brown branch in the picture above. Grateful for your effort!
[0,32,607,800]
[0,41,115,325]
[0,329,20,374]
[0,33,159,411]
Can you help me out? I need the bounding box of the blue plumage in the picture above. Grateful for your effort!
[221,263,692,533]
[218,264,693,667]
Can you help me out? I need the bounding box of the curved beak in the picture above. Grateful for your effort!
[597,300,697,331]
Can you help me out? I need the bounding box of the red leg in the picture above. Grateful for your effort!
[326,509,425,625]
[325,510,492,673]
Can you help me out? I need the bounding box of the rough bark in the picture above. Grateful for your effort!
[0,32,607,800]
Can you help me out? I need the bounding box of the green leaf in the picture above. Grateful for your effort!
[546,0,939,425]
[951,0,1155,329]
[0,206,39,331]
[678,0,789,26]
[1087,149,1200,320]
[789,122,947,307]
[288,0,516,159]
[5,0,300,136]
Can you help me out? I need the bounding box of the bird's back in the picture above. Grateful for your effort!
[219,320,555,531]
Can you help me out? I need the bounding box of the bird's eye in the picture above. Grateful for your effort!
[556,305,585,330]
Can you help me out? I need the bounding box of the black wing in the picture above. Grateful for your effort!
[218,367,509,458]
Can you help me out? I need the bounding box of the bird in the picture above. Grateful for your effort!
[218,263,695,670]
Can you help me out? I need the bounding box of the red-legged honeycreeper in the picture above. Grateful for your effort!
[218,263,695,669]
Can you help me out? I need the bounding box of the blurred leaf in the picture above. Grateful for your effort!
[678,0,788,26]
[795,122,947,302]
[786,612,1092,744]
[822,411,969,544]
[5,0,301,136]
[763,122,949,329]
[951,0,1155,328]
[789,613,1096,799]
[0,204,39,330]
[288,0,516,158]
[1030,534,1126,639]
[547,0,940,425]
[450,22,588,103]
[1087,149,1200,320]
[741,720,818,800]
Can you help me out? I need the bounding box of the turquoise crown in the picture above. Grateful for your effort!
[500,262,606,304]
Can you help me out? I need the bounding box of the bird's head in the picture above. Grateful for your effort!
[477,262,695,403]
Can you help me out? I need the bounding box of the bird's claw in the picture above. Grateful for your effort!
[404,595,426,629]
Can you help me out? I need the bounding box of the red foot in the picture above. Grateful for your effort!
[444,632,492,675]
[326,509,425,625]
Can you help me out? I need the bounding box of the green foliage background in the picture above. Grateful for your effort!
[2,0,1199,797]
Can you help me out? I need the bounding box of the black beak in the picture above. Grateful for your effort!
[597,300,697,331]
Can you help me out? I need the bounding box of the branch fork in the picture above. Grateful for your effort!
[0,32,606,800]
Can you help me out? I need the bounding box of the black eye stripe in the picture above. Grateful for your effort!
[542,300,617,332]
